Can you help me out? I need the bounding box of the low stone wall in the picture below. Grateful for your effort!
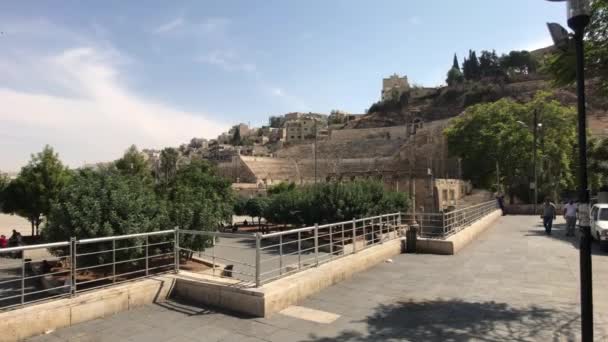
[0,276,175,342]
[416,210,502,255]
[172,238,403,317]
[505,204,564,216]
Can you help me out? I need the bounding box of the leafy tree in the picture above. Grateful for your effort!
[445,92,577,203]
[479,50,502,78]
[115,145,150,179]
[500,50,537,75]
[45,167,168,242]
[463,50,481,80]
[267,182,296,195]
[269,116,286,128]
[159,147,179,184]
[234,197,248,216]
[0,172,8,212]
[264,180,409,226]
[589,137,608,190]
[544,0,608,92]
[161,159,234,255]
[3,146,70,235]
[446,67,464,86]
[245,197,269,227]
[232,128,242,146]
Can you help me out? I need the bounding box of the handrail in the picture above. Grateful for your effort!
[78,229,175,244]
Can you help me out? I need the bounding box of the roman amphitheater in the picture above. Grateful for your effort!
[217,118,488,212]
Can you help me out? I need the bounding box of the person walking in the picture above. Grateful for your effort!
[563,200,578,237]
[542,198,557,235]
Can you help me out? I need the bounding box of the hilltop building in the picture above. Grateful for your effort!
[381,73,410,101]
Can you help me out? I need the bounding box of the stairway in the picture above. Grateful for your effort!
[455,189,494,209]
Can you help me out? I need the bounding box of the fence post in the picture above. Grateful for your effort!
[279,234,283,275]
[112,239,116,283]
[341,223,345,255]
[212,235,216,277]
[145,235,149,276]
[329,225,333,259]
[70,237,76,296]
[380,216,384,244]
[174,228,179,274]
[297,231,301,269]
[20,250,25,305]
[255,232,261,287]
[314,224,319,265]
[352,219,357,253]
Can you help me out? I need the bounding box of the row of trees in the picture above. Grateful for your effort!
[447,50,538,86]
[0,145,234,242]
[445,91,607,203]
[235,180,409,228]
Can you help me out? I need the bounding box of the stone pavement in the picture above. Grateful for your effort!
[29,216,608,341]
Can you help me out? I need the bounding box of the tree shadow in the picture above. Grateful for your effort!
[525,222,606,256]
[304,299,593,342]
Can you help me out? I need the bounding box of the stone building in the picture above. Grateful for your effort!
[285,117,323,142]
[381,73,410,101]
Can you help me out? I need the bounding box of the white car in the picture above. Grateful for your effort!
[590,203,608,251]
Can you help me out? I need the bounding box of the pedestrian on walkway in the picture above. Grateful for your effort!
[542,198,557,235]
[496,193,506,216]
[563,200,577,237]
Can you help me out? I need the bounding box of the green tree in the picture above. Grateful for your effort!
[245,197,269,227]
[264,180,409,226]
[269,116,285,128]
[159,147,179,184]
[267,182,296,195]
[45,167,168,242]
[161,159,234,255]
[3,146,70,235]
[589,137,608,190]
[445,92,577,203]
[543,0,608,92]
[234,197,248,216]
[232,128,242,146]
[463,50,481,80]
[446,67,464,86]
[115,145,150,179]
[500,50,537,75]
[452,53,460,71]
[0,172,8,212]
[479,50,502,78]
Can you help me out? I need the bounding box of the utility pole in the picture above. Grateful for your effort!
[314,119,318,184]
[533,109,539,214]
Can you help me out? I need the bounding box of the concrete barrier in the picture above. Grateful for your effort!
[172,238,403,317]
[417,210,502,255]
[0,276,175,342]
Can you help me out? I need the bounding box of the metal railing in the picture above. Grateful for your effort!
[0,203,499,311]
[254,213,403,286]
[402,200,498,238]
[73,230,176,292]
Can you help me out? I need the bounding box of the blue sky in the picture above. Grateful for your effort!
[0,0,567,170]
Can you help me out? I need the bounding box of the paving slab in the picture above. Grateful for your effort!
[28,216,608,341]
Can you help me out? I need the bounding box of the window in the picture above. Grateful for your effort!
[592,207,599,221]
[291,136,295,139]
[442,189,448,202]
[599,209,608,221]
[449,190,455,201]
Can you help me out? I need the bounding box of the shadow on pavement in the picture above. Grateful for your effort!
[525,222,606,256]
[304,299,585,342]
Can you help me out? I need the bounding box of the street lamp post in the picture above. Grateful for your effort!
[546,1,593,340]
[517,110,541,214]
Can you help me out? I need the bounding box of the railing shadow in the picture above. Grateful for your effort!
[304,299,595,342]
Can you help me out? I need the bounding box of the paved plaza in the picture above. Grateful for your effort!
[29,216,608,341]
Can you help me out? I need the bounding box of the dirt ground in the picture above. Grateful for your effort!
[0,214,31,237]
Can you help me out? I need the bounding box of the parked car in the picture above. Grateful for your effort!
[590,203,608,252]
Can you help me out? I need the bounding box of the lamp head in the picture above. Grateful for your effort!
[546,0,591,30]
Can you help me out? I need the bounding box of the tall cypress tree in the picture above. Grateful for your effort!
[452,53,460,71]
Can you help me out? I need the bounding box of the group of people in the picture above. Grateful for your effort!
[0,230,24,249]
[541,198,578,236]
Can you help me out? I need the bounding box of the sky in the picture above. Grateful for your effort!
[0,0,568,171]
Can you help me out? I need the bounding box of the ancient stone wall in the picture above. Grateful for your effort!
[329,125,409,142]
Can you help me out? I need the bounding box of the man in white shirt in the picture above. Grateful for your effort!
[563,200,578,237]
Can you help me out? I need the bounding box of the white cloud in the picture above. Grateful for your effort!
[199,50,256,72]
[0,47,228,171]
[154,17,184,33]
